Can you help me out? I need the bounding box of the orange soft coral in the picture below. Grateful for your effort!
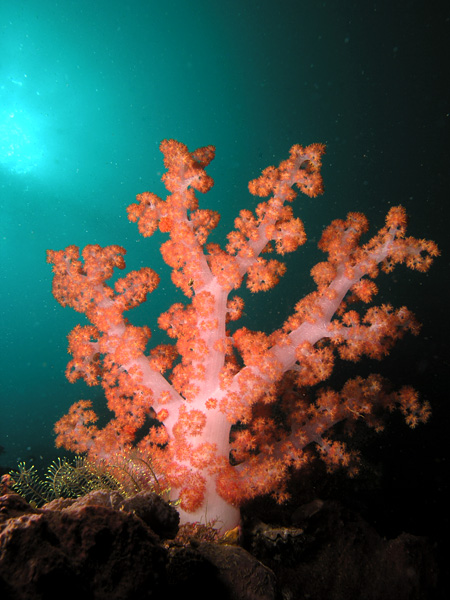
[48,140,437,532]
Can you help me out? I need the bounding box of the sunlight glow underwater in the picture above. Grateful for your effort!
[0,78,45,175]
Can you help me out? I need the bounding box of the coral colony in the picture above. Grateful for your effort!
[47,140,438,532]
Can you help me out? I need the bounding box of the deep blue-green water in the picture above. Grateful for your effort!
[1,0,448,538]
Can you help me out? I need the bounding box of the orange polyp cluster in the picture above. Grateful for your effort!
[248,142,325,199]
[246,257,287,292]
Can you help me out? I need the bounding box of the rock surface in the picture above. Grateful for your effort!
[0,491,441,600]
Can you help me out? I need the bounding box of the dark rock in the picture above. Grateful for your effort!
[0,494,39,524]
[197,542,278,600]
[0,496,167,600]
[46,489,180,539]
[0,492,441,599]
[117,490,180,539]
[166,542,277,600]
[244,500,440,600]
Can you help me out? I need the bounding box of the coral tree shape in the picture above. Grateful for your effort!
[47,140,438,532]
